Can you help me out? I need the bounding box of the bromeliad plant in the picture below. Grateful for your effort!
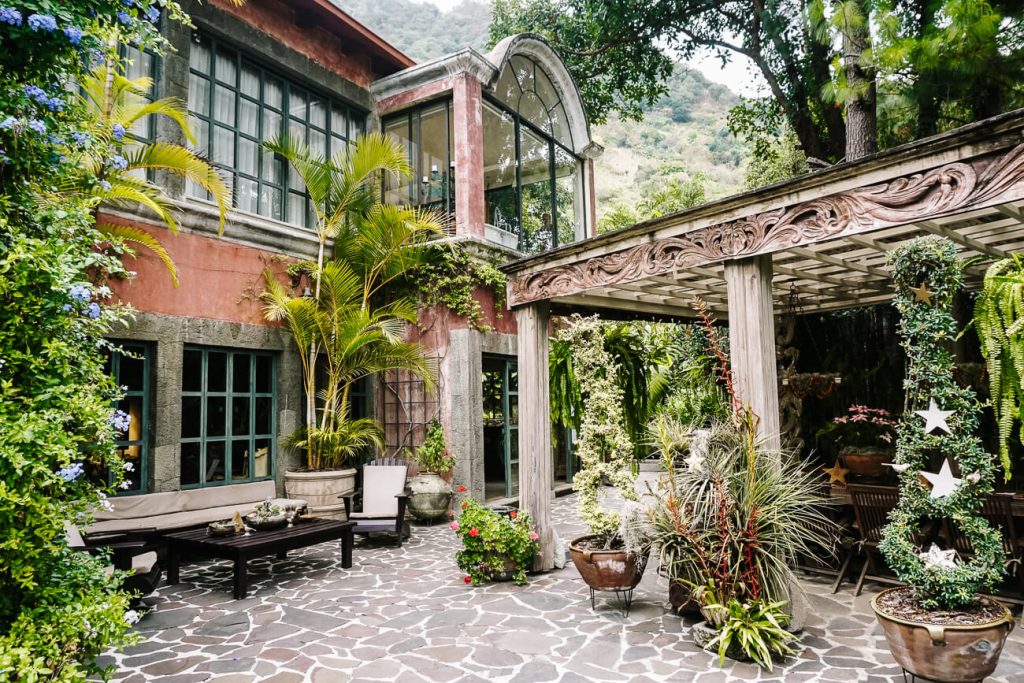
[702,595,795,670]
[452,498,539,585]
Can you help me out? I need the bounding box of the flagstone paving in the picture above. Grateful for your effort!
[104,495,1024,682]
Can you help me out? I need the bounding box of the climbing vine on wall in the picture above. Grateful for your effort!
[409,243,507,331]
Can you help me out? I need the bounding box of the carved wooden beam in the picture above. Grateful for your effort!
[507,143,1024,307]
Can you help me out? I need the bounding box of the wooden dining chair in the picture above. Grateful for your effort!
[846,484,903,596]
[943,493,1024,605]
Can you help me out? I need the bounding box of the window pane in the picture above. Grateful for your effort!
[190,33,211,74]
[533,64,559,110]
[494,63,521,108]
[264,76,282,109]
[263,110,282,140]
[511,56,535,93]
[260,186,282,219]
[240,63,260,98]
[214,84,235,126]
[239,98,259,137]
[238,137,258,176]
[309,96,326,128]
[207,352,227,392]
[331,107,347,138]
[231,440,250,481]
[383,117,412,205]
[233,355,250,393]
[519,91,551,136]
[555,147,581,245]
[288,119,306,150]
[181,442,200,486]
[550,103,572,149]
[215,47,236,85]
[262,150,282,184]
[120,354,145,390]
[482,103,517,235]
[213,125,235,167]
[419,104,449,208]
[237,177,257,213]
[290,88,307,119]
[255,396,272,434]
[182,396,201,438]
[255,355,272,392]
[232,397,250,435]
[188,115,209,154]
[126,48,154,84]
[309,129,326,159]
[287,192,306,225]
[254,439,271,477]
[206,441,226,482]
[207,396,226,437]
[183,349,203,391]
[519,128,553,254]
[188,74,210,116]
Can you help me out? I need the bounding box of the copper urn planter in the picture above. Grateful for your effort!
[569,534,649,597]
[871,588,1015,683]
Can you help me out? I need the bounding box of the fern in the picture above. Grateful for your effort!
[973,254,1024,476]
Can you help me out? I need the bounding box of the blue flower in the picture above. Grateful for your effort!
[110,154,128,171]
[147,7,160,23]
[68,284,91,302]
[99,179,111,191]
[112,123,125,141]
[122,0,135,5]
[27,119,45,134]
[0,7,22,26]
[86,302,102,319]
[0,116,18,131]
[110,409,131,433]
[64,26,83,45]
[72,131,90,145]
[117,10,131,25]
[24,84,46,101]
[57,462,85,482]
[27,13,57,32]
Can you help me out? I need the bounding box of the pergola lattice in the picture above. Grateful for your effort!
[504,111,1024,569]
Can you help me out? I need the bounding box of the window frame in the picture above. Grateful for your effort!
[381,97,454,217]
[179,345,277,489]
[186,30,368,227]
[107,342,152,495]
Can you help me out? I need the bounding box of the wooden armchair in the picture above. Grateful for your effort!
[339,458,410,547]
[66,523,162,606]
[846,484,903,596]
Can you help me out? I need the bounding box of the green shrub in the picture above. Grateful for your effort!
[452,498,538,585]
[411,420,454,474]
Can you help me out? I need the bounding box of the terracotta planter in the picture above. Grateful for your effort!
[284,468,356,521]
[840,450,892,477]
[407,472,452,521]
[569,535,649,591]
[871,589,1015,683]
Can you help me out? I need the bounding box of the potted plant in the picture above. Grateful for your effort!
[451,498,539,585]
[407,420,455,521]
[817,404,896,476]
[874,237,1014,683]
[260,133,439,519]
[557,316,651,602]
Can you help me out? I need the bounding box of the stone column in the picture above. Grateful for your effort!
[451,74,485,238]
[445,328,485,501]
[516,301,554,570]
[723,255,781,451]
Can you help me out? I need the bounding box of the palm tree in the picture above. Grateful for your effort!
[72,63,230,285]
[261,133,441,470]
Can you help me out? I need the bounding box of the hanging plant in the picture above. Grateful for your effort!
[409,243,507,331]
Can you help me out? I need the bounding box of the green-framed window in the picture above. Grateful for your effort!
[180,346,276,488]
[103,343,151,494]
[382,99,455,224]
[120,42,158,145]
[186,31,366,227]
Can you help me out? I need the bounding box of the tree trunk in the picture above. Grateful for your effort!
[843,0,877,160]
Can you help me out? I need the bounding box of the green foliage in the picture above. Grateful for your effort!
[703,597,795,671]
[0,1,195,678]
[261,133,440,470]
[740,126,811,191]
[412,420,454,474]
[452,498,539,585]
[815,404,896,451]
[972,255,1024,476]
[880,237,1005,610]
[408,243,507,331]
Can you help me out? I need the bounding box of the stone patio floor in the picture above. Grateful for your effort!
[104,494,1024,682]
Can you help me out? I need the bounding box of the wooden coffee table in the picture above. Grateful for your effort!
[166,518,355,599]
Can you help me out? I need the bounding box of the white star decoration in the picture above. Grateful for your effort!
[966,472,982,484]
[884,462,911,474]
[915,399,954,434]
[919,543,958,571]
[684,450,705,472]
[920,458,962,499]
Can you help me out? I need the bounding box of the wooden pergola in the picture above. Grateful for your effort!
[505,110,1024,569]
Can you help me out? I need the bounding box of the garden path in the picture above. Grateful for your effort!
[103,495,1024,682]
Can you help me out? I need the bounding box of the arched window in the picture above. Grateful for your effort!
[484,56,585,254]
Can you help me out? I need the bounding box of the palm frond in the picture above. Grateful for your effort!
[97,222,178,286]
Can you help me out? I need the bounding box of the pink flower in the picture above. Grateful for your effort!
[529,532,539,541]
[450,521,460,531]
[469,528,479,538]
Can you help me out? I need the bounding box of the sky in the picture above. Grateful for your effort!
[410,0,765,97]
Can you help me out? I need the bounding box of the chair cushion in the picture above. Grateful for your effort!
[183,480,277,512]
[85,498,304,535]
[93,490,188,521]
[103,550,158,577]
[361,466,407,517]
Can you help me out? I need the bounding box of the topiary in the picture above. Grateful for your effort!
[879,236,1005,610]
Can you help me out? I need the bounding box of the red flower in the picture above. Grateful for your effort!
[460,501,469,510]
[456,485,467,492]
[464,575,472,584]
[468,528,479,537]
[509,510,517,519]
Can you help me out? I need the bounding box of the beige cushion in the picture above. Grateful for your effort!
[103,550,158,577]
[361,466,407,517]
[183,480,276,512]
[64,522,86,549]
[85,498,305,535]
[93,490,187,521]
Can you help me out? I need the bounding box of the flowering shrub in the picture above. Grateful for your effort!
[817,404,896,450]
[452,498,539,585]
[410,420,454,474]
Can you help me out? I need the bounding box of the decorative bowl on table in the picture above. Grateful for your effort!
[245,512,288,531]
[207,520,238,537]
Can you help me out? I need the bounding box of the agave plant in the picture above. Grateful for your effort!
[261,133,441,470]
[71,62,230,285]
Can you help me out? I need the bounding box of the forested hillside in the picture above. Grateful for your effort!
[336,0,749,216]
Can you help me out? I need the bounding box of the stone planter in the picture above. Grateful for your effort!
[841,449,892,477]
[569,534,649,592]
[871,588,1015,683]
[284,468,356,521]
[407,472,452,521]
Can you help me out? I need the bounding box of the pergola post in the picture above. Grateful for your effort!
[724,255,781,451]
[516,300,555,570]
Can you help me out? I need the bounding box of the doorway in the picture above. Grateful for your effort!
[482,355,518,499]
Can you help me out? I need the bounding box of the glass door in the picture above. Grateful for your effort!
[482,355,518,499]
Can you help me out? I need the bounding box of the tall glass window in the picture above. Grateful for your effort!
[382,100,455,229]
[187,32,366,227]
[180,347,276,488]
[102,344,151,494]
[484,56,585,254]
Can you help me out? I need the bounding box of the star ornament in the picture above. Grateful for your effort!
[910,282,934,305]
[822,459,850,486]
[920,458,962,499]
[919,543,958,571]
[684,450,705,472]
[915,399,954,435]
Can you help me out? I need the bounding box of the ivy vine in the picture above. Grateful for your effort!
[409,243,507,331]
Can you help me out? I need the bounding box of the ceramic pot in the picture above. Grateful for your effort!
[407,472,452,521]
[841,450,892,477]
[569,535,649,591]
[872,588,1015,683]
[284,468,356,521]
